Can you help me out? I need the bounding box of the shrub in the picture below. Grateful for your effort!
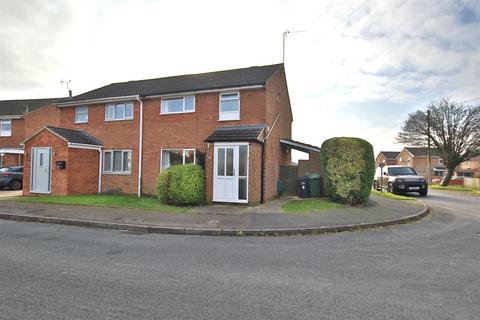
[320,137,375,205]
[156,164,205,206]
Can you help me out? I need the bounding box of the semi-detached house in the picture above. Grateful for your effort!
[23,63,319,204]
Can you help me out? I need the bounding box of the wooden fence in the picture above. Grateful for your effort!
[464,177,480,190]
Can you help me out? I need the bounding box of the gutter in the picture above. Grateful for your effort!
[56,95,140,107]
[136,96,144,197]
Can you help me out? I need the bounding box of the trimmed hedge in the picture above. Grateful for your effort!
[156,164,205,206]
[320,137,375,205]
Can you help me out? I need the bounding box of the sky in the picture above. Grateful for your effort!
[0,0,479,160]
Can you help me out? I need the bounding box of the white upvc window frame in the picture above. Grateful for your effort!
[105,102,134,121]
[161,95,195,114]
[102,150,132,175]
[160,148,196,171]
[219,92,240,121]
[75,105,88,123]
[0,119,11,137]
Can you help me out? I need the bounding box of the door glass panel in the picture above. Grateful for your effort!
[217,148,225,176]
[238,178,247,200]
[239,145,247,177]
[226,148,234,176]
[39,153,44,167]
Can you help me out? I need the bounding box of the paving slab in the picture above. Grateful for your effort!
[0,194,428,235]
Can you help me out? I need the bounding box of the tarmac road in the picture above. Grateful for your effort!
[0,191,478,320]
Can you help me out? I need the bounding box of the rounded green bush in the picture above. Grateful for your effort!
[156,164,205,206]
[320,137,375,205]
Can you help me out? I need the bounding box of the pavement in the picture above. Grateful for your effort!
[0,190,478,320]
[0,194,428,235]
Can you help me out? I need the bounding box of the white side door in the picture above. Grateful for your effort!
[30,147,51,194]
[213,145,238,202]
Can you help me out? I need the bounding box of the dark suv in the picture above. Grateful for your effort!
[0,166,24,190]
[373,165,428,196]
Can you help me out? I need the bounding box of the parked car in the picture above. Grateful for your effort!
[373,165,428,196]
[0,166,24,190]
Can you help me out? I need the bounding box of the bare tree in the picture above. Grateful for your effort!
[397,98,480,186]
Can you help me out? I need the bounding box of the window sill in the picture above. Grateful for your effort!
[105,118,133,122]
[102,172,132,176]
[74,121,88,124]
[160,110,195,115]
[218,118,240,122]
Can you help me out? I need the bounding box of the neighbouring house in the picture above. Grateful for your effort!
[455,155,480,177]
[22,63,321,204]
[396,147,445,177]
[375,151,400,166]
[0,98,63,167]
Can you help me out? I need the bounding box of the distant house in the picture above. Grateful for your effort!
[456,155,480,177]
[375,151,400,166]
[0,98,63,167]
[396,147,445,177]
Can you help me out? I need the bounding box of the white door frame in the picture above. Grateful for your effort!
[30,147,52,194]
[213,142,249,203]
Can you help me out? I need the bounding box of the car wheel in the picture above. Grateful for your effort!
[419,190,428,197]
[387,183,394,194]
[9,180,22,190]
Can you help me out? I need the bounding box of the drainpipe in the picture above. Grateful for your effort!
[260,142,265,204]
[98,148,103,194]
[136,96,144,197]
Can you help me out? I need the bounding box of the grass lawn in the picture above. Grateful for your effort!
[282,197,344,213]
[14,194,187,212]
[430,184,480,196]
[371,189,416,200]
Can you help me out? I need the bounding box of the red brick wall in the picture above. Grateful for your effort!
[298,151,322,177]
[59,102,140,194]
[141,89,267,195]
[24,105,61,138]
[263,68,292,200]
[0,118,24,148]
[67,148,99,194]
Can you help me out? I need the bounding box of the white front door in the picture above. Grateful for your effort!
[213,143,248,203]
[30,147,52,194]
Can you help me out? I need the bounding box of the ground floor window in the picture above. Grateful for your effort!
[103,150,131,174]
[161,149,195,171]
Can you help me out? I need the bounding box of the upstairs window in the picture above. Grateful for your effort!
[0,120,11,136]
[105,102,133,121]
[75,106,88,123]
[219,92,240,121]
[161,96,195,114]
[161,149,195,171]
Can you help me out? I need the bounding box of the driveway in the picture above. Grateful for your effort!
[0,190,478,319]
[0,190,22,198]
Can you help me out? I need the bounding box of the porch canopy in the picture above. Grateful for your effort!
[205,124,266,143]
[280,138,320,153]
